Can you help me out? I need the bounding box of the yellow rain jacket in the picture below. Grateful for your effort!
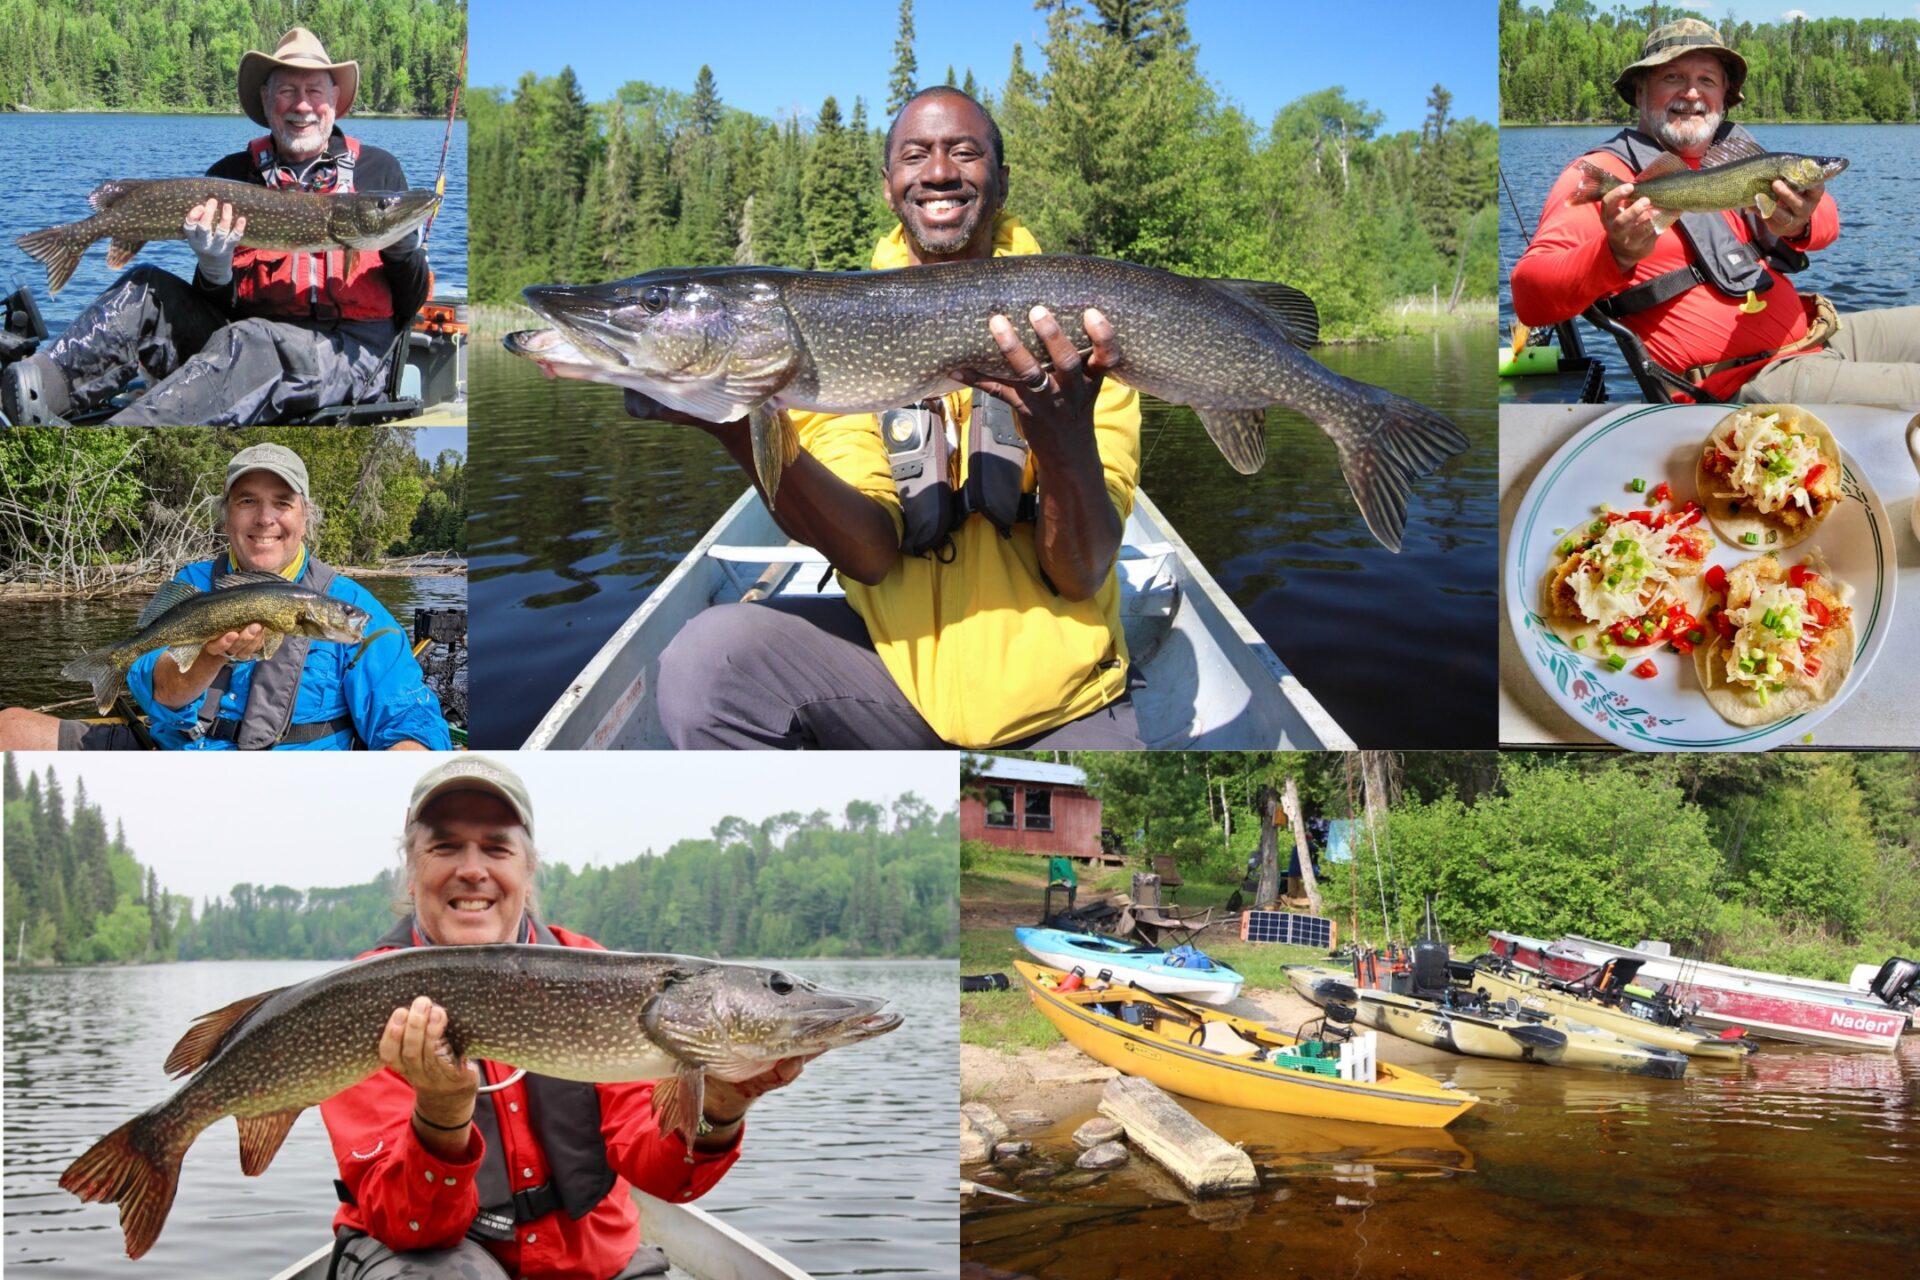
[788,213,1142,747]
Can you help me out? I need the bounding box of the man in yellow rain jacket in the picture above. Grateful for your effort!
[643,87,1144,749]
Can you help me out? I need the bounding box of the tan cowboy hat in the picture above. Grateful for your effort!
[1614,18,1747,108]
[238,27,359,127]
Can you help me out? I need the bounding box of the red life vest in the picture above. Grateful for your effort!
[232,134,396,323]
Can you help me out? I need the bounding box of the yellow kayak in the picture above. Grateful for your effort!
[1015,961,1479,1129]
[1467,963,1756,1061]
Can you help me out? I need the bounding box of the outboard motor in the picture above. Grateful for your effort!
[1869,957,1920,1011]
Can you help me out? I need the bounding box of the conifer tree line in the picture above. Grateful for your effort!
[0,0,466,116]
[1050,751,1920,983]
[3,758,960,964]
[1501,1,1920,123]
[470,0,1497,338]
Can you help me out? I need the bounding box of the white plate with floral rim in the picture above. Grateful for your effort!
[1507,403,1895,751]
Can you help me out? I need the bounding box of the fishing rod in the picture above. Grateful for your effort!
[422,31,468,249]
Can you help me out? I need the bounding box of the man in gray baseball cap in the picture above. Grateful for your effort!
[0,439,450,752]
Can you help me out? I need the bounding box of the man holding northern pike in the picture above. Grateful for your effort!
[1511,19,1920,405]
[508,87,1469,749]
[2,28,440,426]
[58,757,899,1272]
[0,442,449,751]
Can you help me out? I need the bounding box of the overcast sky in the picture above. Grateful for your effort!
[8,753,957,904]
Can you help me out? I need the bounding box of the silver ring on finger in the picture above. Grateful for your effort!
[1024,366,1052,392]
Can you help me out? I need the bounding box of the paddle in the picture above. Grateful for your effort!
[1502,1023,1568,1049]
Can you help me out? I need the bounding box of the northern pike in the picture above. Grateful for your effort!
[60,571,370,714]
[60,945,901,1258]
[15,178,441,295]
[504,255,1469,551]
[1570,133,1846,233]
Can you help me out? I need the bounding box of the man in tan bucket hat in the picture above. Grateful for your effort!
[0,26,436,426]
[1511,19,1919,406]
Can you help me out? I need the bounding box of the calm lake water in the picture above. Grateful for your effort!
[466,328,1498,748]
[3,956,955,1279]
[0,115,469,329]
[1499,124,1918,403]
[0,573,466,719]
[963,1034,1920,1278]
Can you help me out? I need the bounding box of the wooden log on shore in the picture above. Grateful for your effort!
[1096,1076,1257,1195]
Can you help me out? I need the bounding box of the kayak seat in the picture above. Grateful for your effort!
[1196,1020,1264,1058]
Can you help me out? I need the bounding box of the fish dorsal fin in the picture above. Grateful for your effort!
[1701,134,1766,168]
[235,1108,305,1177]
[213,570,291,591]
[163,987,287,1077]
[1634,151,1689,183]
[136,580,201,629]
[88,179,149,212]
[1209,278,1321,350]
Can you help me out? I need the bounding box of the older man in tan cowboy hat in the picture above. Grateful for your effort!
[0,26,435,426]
[1511,18,1920,406]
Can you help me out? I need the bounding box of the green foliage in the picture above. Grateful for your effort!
[1500,2,1920,123]
[0,0,467,116]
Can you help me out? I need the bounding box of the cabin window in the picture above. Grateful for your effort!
[1024,788,1053,832]
[985,786,1015,828]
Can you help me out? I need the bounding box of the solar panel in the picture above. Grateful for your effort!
[1240,910,1337,949]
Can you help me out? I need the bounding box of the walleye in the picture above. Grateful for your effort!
[1570,133,1847,232]
[60,946,900,1258]
[60,571,370,714]
[15,178,441,296]
[504,254,1469,551]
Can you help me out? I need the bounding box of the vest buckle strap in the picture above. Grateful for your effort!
[511,1181,562,1224]
[467,1208,517,1242]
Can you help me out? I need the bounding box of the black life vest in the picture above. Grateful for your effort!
[1586,124,1807,319]
[192,554,361,750]
[235,132,397,322]
[368,915,619,1241]
[882,389,1036,559]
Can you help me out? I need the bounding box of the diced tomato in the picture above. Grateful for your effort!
[1708,606,1736,640]
[1671,637,1695,655]
[1804,655,1822,676]
[1633,659,1658,678]
[1705,564,1729,594]
[1805,462,1827,488]
[1629,510,1652,525]
[1650,481,1673,505]
[1806,596,1830,627]
[1788,564,1818,588]
[1671,500,1703,527]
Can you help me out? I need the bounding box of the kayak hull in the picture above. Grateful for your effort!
[1015,927,1245,1005]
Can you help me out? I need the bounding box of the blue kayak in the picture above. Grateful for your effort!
[1014,927,1245,1005]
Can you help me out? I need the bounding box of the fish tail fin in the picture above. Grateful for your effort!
[59,645,125,715]
[747,404,800,506]
[15,221,92,296]
[1567,160,1621,206]
[59,1112,184,1259]
[1316,380,1470,553]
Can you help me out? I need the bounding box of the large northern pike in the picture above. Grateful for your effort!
[15,178,440,295]
[504,255,1469,551]
[61,571,372,714]
[61,945,900,1258]
[1571,134,1846,232]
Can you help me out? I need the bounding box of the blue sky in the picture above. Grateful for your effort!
[469,0,1497,136]
[413,427,464,461]
[1516,1,1919,19]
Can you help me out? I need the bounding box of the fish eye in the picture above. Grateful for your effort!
[641,285,671,313]
[379,195,400,211]
[769,973,795,995]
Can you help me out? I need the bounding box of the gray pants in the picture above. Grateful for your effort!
[1739,305,1920,406]
[656,596,1144,749]
[42,265,395,425]
[332,1230,667,1280]
[55,720,143,751]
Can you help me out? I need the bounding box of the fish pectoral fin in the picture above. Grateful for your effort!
[343,248,361,277]
[106,238,147,269]
[163,986,289,1077]
[235,1107,305,1177]
[257,630,285,661]
[1194,408,1269,475]
[1649,209,1683,236]
[136,580,203,630]
[1752,190,1778,220]
[747,404,800,505]
[165,644,202,674]
[651,1065,707,1152]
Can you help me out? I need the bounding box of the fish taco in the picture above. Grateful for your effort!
[1543,500,1715,658]
[1695,552,1854,725]
[1696,405,1843,552]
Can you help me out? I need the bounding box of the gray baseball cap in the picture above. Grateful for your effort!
[407,756,536,835]
[225,443,310,500]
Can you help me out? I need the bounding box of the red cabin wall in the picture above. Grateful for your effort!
[960,783,1104,860]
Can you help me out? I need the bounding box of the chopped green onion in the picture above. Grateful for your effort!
[1629,478,1646,492]
[1606,571,1623,587]
[1590,518,1608,534]
[1622,625,1642,641]
[1607,654,1627,671]
[1553,527,1566,536]
[1572,635,1588,650]
[1613,539,1633,555]
[1761,609,1778,628]
[1742,532,1758,545]
[1766,530,1778,544]
[1687,629,1704,644]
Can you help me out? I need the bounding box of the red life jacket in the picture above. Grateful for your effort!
[233,134,396,323]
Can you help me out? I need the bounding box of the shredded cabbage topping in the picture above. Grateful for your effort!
[1721,566,1823,692]
[1566,517,1689,625]
[1705,409,1826,515]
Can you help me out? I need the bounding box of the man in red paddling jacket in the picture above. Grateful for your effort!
[321,757,811,1280]
[0,27,431,426]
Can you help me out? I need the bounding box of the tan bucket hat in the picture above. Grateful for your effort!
[238,27,359,127]
[1614,18,1747,108]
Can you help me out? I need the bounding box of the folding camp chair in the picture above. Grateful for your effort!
[1123,873,1214,950]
